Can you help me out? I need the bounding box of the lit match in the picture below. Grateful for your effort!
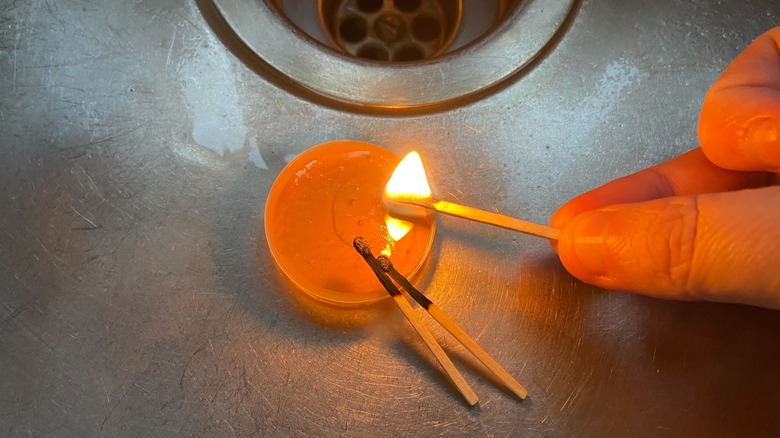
[384,152,560,241]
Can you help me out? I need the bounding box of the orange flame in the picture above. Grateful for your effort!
[384,151,432,201]
[381,151,432,256]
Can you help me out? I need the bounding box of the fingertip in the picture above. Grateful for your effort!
[556,209,612,287]
[699,28,780,172]
[699,90,780,172]
[549,195,593,254]
[549,184,624,232]
[557,198,701,299]
[549,202,578,231]
[550,167,674,254]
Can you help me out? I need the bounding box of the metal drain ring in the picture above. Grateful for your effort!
[211,0,575,110]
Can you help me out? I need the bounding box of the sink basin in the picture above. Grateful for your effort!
[2,0,780,435]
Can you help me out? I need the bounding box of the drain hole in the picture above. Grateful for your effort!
[393,44,424,62]
[339,16,368,43]
[356,0,383,13]
[358,44,390,61]
[393,0,421,13]
[313,0,471,62]
[411,15,441,42]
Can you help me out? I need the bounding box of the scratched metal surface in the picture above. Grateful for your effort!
[2,0,780,436]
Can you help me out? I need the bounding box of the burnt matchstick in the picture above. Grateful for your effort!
[377,255,528,400]
[352,237,479,407]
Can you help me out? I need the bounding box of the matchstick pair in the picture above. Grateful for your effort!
[353,236,528,407]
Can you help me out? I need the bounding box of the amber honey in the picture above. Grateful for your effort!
[265,140,435,305]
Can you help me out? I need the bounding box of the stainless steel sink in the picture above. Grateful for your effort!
[1,0,780,436]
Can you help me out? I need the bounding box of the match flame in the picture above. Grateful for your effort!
[384,151,432,201]
[381,151,431,256]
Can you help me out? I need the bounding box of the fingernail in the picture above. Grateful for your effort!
[745,118,780,168]
[746,117,779,143]
[571,211,611,276]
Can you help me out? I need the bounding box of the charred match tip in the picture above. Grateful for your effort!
[377,255,393,273]
[352,236,372,256]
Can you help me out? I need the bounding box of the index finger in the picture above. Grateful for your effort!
[699,27,780,172]
[549,148,774,232]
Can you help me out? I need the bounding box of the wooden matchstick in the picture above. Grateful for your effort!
[353,237,479,407]
[377,255,528,400]
[398,198,559,240]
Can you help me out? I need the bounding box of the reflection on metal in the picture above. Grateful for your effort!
[212,0,575,110]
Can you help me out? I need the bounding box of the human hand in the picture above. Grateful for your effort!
[550,27,780,309]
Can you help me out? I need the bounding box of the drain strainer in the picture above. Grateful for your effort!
[211,0,575,111]
[319,0,462,62]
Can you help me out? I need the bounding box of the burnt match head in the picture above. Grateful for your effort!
[377,255,393,273]
[352,236,372,256]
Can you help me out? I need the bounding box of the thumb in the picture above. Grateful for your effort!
[699,27,780,172]
[557,186,780,309]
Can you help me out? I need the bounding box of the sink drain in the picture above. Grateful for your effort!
[319,0,462,62]
[210,0,575,111]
